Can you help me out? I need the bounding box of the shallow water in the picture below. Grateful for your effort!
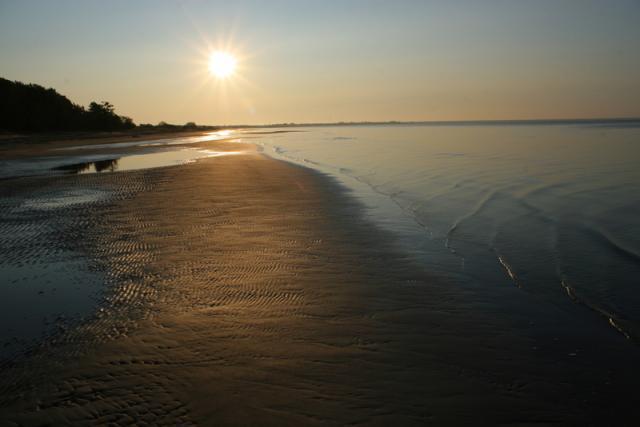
[0,130,248,179]
[258,123,640,341]
[54,149,245,174]
[0,187,109,361]
[53,129,235,151]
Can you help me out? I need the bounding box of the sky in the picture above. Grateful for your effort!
[1,0,640,125]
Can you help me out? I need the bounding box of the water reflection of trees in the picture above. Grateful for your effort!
[56,158,119,174]
[93,158,119,172]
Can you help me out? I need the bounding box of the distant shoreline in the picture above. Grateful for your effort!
[3,117,639,158]
[3,116,639,141]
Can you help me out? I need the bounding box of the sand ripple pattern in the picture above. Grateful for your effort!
[1,154,639,425]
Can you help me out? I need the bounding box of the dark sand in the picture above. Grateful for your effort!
[1,137,639,425]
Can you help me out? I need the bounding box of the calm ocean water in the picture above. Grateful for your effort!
[258,124,640,341]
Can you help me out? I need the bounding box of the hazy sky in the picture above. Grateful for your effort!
[1,0,639,125]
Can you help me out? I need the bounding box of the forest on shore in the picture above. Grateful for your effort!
[0,77,135,132]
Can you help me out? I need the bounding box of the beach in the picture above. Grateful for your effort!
[1,131,639,425]
[4,0,640,423]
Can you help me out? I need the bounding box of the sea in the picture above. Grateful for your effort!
[256,122,640,342]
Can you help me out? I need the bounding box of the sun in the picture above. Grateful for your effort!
[208,51,237,79]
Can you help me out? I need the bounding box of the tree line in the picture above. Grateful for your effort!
[0,77,135,132]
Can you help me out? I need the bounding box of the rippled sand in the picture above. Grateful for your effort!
[1,137,639,425]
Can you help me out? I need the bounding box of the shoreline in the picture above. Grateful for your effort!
[0,136,639,424]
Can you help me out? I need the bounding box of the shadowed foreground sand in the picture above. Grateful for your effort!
[0,140,638,425]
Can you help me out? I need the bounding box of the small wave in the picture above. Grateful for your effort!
[518,182,568,200]
[560,279,634,341]
[609,318,632,340]
[560,280,578,301]
[446,189,500,243]
[583,224,640,265]
[302,158,322,167]
[497,254,520,287]
[435,152,465,157]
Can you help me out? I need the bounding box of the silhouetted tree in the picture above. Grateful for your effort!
[0,78,136,132]
[84,100,133,130]
[156,121,179,130]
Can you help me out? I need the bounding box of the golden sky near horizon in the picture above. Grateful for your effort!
[1,0,639,125]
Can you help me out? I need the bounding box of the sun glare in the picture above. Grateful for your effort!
[208,51,237,79]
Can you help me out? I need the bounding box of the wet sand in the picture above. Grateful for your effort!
[1,137,639,425]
